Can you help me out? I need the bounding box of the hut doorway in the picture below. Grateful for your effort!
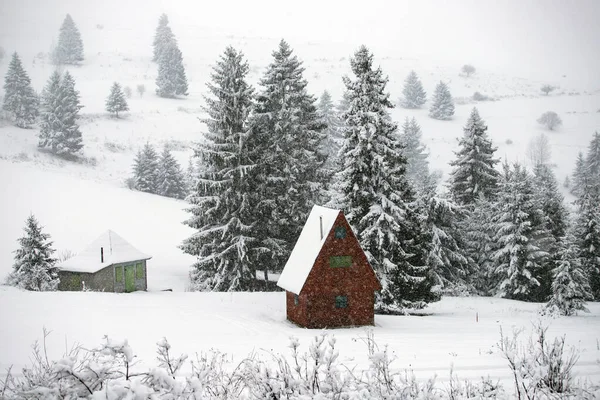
[125,265,136,292]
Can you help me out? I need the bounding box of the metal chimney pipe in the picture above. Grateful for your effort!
[319,216,323,240]
[101,247,104,263]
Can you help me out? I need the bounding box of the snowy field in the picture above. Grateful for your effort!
[1,0,600,393]
[0,287,599,388]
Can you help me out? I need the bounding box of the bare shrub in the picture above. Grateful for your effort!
[541,84,556,95]
[461,64,476,77]
[472,91,491,101]
[537,111,562,130]
[527,133,552,166]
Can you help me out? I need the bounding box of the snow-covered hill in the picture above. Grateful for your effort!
[1,0,599,289]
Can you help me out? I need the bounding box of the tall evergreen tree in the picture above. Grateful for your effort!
[53,14,84,65]
[8,215,59,291]
[492,163,551,301]
[570,152,587,198]
[338,46,437,310]
[152,14,176,63]
[459,197,496,294]
[157,146,187,199]
[426,196,473,294]
[429,81,454,120]
[105,82,129,118]
[449,108,500,206]
[156,41,188,98]
[132,143,159,193]
[39,71,83,157]
[317,90,344,175]
[533,164,568,242]
[401,70,427,109]
[399,117,436,194]
[2,52,38,128]
[181,47,257,291]
[245,40,326,276]
[546,236,592,316]
[185,157,196,194]
[576,132,600,299]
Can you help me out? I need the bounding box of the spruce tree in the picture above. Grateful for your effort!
[546,236,592,316]
[8,215,59,291]
[449,107,500,206]
[585,131,600,186]
[317,90,343,177]
[426,196,473,294]
[429,81,454,120]
[132,143,159,193]
[492,163,551,301]
[105,82,129,118]
[39,71,83,157]
[401,70,427,109]
[156,41,188,98]
[185,157,196,194]
[181,46,256,291]
[2,52,39,128]
[338,46,437,310]
[152,14,176,63]
[570,152,587,198]
[399,117,436,194]
[533,164,568,242]
[459,197,496,294]
[245,40,326,276]
[157,145,187,199]
[53,14,84,65]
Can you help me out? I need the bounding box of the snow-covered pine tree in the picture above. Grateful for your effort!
[181,46,256,291]
[317,90,344,177]
[156,41,188,98]
[399,117,437,195]
[586,131,600,186]
[426,196,473,295]
[459,197,496,294]
[546,235,592,316]
[245,40,327,275]
[53,14,84,65]
[185,157,196,194]
[105,82,129,118]
[429,81,455,120]
[157,145,187,199]
[8,215,59,291]
[492,163,551,301]
[2,52,39,128]
[575,186,600,300]
[401,70,427,109]
[39,70,83,157]
[570,152,587,198]
[449,107,500,206]
[338,46,437,310]
[575,133,600,299]
[152,13,176,63]
[132,143,159,193]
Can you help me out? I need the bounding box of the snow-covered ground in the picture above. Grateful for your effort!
[0,288,599,387]
[1,0,600,390]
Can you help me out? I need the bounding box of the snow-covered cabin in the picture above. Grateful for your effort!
[57,230,151,292]
[277,205,381,328]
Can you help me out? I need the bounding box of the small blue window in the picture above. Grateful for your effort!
[335,295,348,308]
[334,226,346,239]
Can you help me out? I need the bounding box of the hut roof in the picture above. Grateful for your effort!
[277,205,340,294]
[58,230,151,273]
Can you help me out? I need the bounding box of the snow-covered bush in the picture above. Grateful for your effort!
[461,64,476,77]
[123,85,132,99]
[538,111,562,131]
[3,328,598,399]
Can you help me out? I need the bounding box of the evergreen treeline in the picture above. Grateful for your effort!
[132,143,187,200]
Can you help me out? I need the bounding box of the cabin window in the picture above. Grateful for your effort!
[294,294,299,306]
[335,295,348,309]
[136,263,144,279]
[334,226,347,239]
[329,255,352,268]
[115,266,123,283]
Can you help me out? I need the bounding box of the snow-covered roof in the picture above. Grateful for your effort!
[277,205,340,294]
[58,230,151,273]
